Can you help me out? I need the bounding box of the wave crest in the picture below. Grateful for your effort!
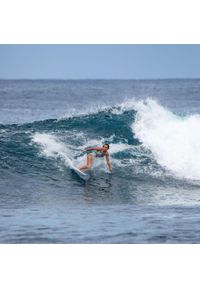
[133,98,200,180]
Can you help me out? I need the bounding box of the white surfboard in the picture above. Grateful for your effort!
[69,161,90,181]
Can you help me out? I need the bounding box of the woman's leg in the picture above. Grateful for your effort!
[77,154,93,172]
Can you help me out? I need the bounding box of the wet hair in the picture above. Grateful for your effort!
[103,143,109,149]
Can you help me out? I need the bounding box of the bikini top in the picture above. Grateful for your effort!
[86,148,106,158]
[93,150,105,158]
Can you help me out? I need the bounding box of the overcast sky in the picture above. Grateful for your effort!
[0,44,200,79]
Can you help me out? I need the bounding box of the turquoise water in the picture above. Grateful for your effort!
[1,79,200,243]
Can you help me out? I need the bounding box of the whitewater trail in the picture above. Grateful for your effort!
[32,133,74,168]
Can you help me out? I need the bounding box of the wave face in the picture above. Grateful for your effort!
[0,105,139,177]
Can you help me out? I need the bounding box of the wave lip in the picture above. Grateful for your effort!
[133,98,200,180]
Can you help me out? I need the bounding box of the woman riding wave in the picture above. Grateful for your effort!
[77,143,112,173]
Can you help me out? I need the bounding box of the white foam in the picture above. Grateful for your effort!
[0,129,7,135]
[133,98,200,180]
[108,143,132,154]
[32,133,73,167]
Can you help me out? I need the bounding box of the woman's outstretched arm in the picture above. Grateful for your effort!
[85,147,103,151]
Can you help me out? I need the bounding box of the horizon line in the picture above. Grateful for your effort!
[0,77,200,81]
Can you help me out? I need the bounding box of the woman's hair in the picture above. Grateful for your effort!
[103,143,110,149]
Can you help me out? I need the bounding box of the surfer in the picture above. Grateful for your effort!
[77,144,112,173]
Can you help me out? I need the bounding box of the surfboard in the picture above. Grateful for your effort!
[69,162,90,181]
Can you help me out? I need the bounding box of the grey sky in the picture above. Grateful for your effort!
[0,45,200,79]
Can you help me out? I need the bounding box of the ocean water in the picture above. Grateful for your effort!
[1,79,200,243]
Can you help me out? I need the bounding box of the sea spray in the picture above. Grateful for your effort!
[133,98,200,180]
[32,133,74,168]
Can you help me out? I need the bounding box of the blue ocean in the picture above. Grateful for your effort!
[1,79,200,243]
